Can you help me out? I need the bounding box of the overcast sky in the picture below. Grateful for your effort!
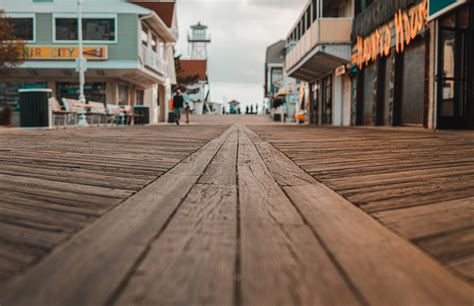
[175,0,306,106]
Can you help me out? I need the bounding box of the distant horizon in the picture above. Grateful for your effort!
[209,81,264,110]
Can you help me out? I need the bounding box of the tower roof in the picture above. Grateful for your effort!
[191,22,208,30]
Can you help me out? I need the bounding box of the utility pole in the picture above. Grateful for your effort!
[77,0,89,127]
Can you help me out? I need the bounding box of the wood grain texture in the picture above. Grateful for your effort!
[251,125,474,283]
[373,197,474,240]
[0,125,228,294]
[248,126,474,305]
[114,128,239,306]
[238,127,360,306]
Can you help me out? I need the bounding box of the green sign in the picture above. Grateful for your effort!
[430,0,462,17]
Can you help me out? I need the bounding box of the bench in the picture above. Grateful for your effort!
[62,98,109,127]
[106,104,123,126]
[87,101,108,126]
[50,97,77,128]
[111,105,143,126]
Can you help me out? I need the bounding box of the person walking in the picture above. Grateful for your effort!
[173,89,184,125]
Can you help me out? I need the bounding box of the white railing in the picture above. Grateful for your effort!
[286,18,353,71]
[143,47,163,74]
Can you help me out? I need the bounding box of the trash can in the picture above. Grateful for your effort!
[19,89,52,128]
[168,111,176,123]
[134,106,150,125]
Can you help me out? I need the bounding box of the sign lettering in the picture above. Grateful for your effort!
[19,46,108,60]
[353,0,428,70]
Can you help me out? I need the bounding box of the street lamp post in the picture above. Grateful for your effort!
[76,0,89,127]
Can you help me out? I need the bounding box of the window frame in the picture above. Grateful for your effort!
[141,25,149,47]
[52,13,118,44]
[6,13,36,43]
[151,34,158,52]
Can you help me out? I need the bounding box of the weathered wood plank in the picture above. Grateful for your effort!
[416,227,474,262]
[449,256,474,284]
[0,174,133,199]
[115,129,239,306]
[238,128,360,306]
[248,126,474,305]
[116,184,238,306]
[251,125,474,286]
[373,197,474,240]
[0,126,232,306]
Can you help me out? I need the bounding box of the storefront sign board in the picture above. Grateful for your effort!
[20,46,108,60]
[429,0,467,20]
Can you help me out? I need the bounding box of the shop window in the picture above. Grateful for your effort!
[83,19,115,41]
[312,0,317,21]
[142,26,149,46]
[55,18,115,41]
[362,64,374,125]
[306,7,311,30]
[151,35,158,52]
[9,18,34,41]
[322,75,333,125]
[118,85,129,106]
[55,18,78,40]
[136,90,144,106]
[400,40,425,125]
[56,82,106,104]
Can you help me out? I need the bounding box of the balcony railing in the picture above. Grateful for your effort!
[142,47,163,74]
[285,18,353,71]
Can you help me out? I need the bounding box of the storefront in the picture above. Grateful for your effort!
[285,0,353,126]
[352,0,430,127]
[1,1,178,124]
[431,1,474,129]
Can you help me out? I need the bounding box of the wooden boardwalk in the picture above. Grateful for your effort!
[0,121,473,305]
[0,125,226,281]
[251,125,474,286]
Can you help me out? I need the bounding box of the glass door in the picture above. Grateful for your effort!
[437,26,467,129]
[321,75,332,125]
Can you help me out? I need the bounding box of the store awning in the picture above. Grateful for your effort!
[276,87,287,97]
[287,44,351,82]
[6,60,165,89]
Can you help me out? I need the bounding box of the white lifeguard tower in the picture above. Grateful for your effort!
[188,22,211,60]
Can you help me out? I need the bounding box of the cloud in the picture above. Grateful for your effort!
[176,0,306,85]
[174,0,306,105]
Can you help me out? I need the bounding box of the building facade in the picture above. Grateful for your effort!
[285,0,354,126]
[0,0,178,124]
[351,0,473,129]
[428,0,474,129]
[264,40,302,121]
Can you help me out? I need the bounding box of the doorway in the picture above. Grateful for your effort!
[321,75,332,125]
[375,56,392,126]
[437,6,472,129]
[158,85,166,122]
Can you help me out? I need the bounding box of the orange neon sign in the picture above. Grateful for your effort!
[353,0,428,69]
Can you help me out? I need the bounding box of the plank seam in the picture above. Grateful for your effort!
[233,126,242,306]
[105,127,234,306]
[243,126,371,306]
